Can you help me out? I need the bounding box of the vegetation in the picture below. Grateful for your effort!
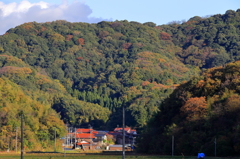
[0,19,199,131]
[0,153,192,159]
[138,61,240,156]
[0,8,240,156]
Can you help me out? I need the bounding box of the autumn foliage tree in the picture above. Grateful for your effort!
[180,97,207,121]
[77,38,85,45]
[160,32,171,40]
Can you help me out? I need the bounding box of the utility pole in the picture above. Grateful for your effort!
[70,127,72,147]
[16,127,18,153]
[67,127,69,147]
[172,135,174,157]
[7,135,9,152]
[214,138,216,157]
[89,125,92,150]
[122,106,125,159]
[21,113,24,159]
[75,127,76,149]
[54,128,56,152]
[64,135,66,157]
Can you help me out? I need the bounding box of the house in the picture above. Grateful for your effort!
[66,127,137,150]
[109,127,137,145]
[114,127,131,133]
[94,134,107,144]
[76,133,95,143]
[69,128,111,149]
[76,128,98,134]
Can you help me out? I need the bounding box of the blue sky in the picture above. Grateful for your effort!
[0,0,239,34]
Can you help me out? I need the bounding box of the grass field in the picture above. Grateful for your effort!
[0,154,176,159]
[0,152,200,159]
[0,154,226,159]
[0,151,227,159]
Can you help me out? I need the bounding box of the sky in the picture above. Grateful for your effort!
[0,0,239,34]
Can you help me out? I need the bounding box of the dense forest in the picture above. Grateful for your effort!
[138,61,240,156]
[0,8,239,155]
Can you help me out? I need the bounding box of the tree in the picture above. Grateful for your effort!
[180,97,207,121]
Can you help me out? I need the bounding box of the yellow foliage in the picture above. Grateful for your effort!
[225,94,240,112]
[35,73,52,85]
[54,79,67,92]
[66,45,82,54]
[158,58,166,63]
[49,33,65,42]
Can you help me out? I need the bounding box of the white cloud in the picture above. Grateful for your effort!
[0,0,111,35]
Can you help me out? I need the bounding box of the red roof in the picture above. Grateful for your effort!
[92,131,98,134]
[114,127,131,132]
[76,133,95,139]
[76,128,93,133]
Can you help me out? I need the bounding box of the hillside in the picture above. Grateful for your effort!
[0,19,200,129]
[138,60,240,156]
[0,9,240,152]
[0,55,110,151]
[161,9,240,68]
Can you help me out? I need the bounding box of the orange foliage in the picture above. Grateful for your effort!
[66,35,73,41]
[142,81,150,86]
[150,81,168,90]
[40,26,47,32]
[160,32,171,40]
[22,22,34,30]
[77,38,85,45]
[76,57,84,61]
[126,86,142,96]
[180,97,207,121]
[196,80,205,88]
[122,43,132,49]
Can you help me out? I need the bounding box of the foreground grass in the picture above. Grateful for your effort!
[0,151,228,159]
[0,152,190,159]
[0,154,227,159]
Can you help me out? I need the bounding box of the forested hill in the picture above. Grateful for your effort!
[161,9,240,68]
[0,8,240,152]
[138,60,240,156]
[0,17,201,129]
